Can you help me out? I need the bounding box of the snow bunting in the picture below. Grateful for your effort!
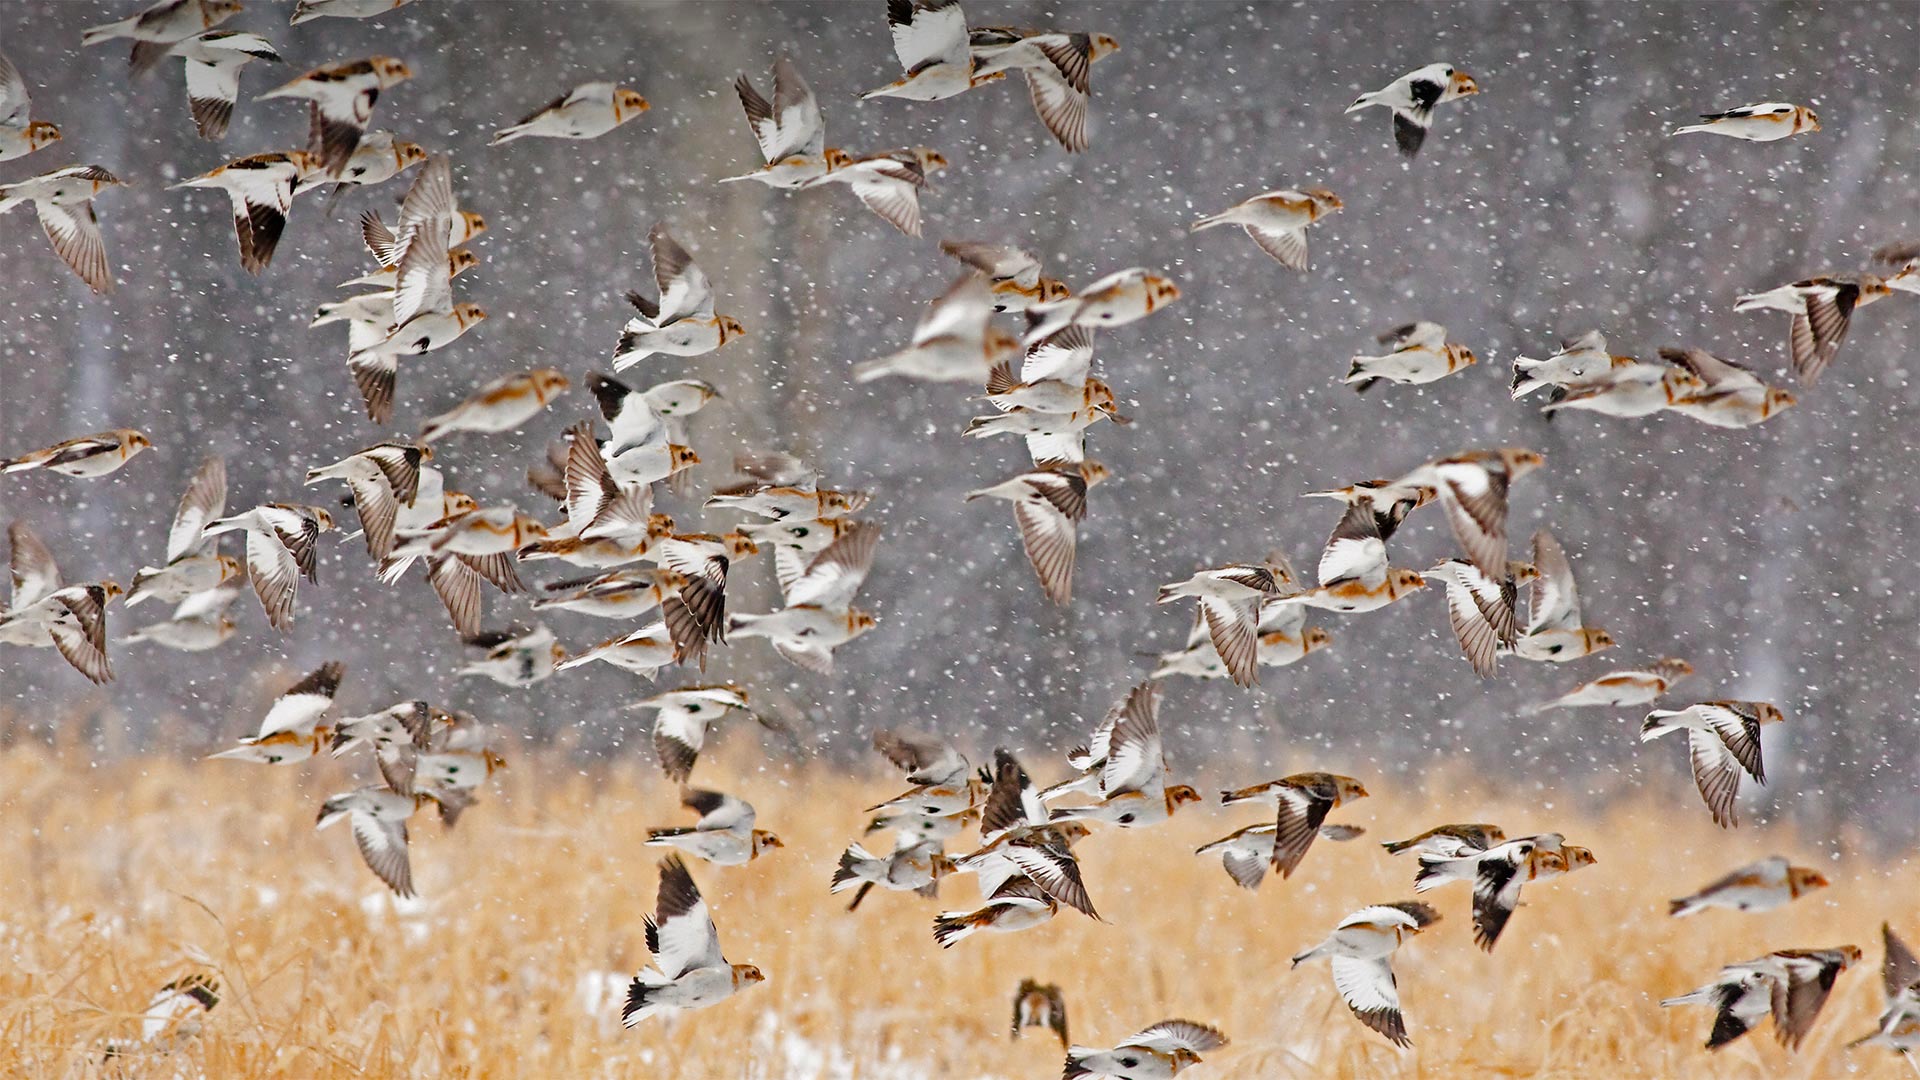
[1292,902,1441,1046]
[1662,347,1797,428]
[650,531,759,644]
[807,146,946,237]
[729,523,880,672]
[1346,321,1475,390]
[1424,558,1534,678]
[207,659,345,765]
[1301,478,1436,539]
[1672,102,1818,141]
[292,129,428,216]
[1641,701,1785,828]
[1415,835,1588,951]
[1047,682,1203,829]
[490,81,648,144]
[1197,818,1367,892]
[1509,330,1634,401]
[1512,529,1613,663]
[1062,1019,1227,1079]
[1219,772,1368,878]
[646,787,782,866]
[1151,600,1333,681]
[1849,924,1920,1053]
[1396,447,1542,579]
[1525,658,1692,713]
[172,150,322,274]
[588,372,723,459]
[258,56,413,177]
[419,368,569,442]
[1272,503,1428,616]
[0,164,125,293]
[1663,946,1860,1050]
[82,0,243,78]
[102,973,220,1058]
[968,27,1121,152]
[722,55,829,188]
[862,0,1003,102]
[1538,359,1705,418]
[954,747,1098,915]
[940,240,1070,312]
[1156,562,1288,687]
[457,625,564,687]
[612,223,745,368]
[706,455,869,521]
[0,522,120,684]
[303,441,430,561]
[316,782,427,897]
[1190,187,1342,272]
[622,855,764,1025]
[831,836,955,910]
[965,461,1108,606]
[198,503,335,632]
[533,568,686,620]
[628,685,759,782]
[164,30,281,140]
[1380,823,1505,858]
[1669,855,1829,917]
[933,878,1061,948]
[1023,267,1180,346]
[123,585,240,651]
[2,428,150,479]
[290,0,417,24]
[855,271,1018,382]
[0,51,62,162]
[1011,979,1069,1046]
[1346,62,1480,157]
[558,616,691,678]
[1734,272,1894,385]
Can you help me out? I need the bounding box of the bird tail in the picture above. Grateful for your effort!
[1345,92,1382,114]
[1659,988,1711,1008]
[829,845,873,893]
[0,195,25,217]
[1290,942,1327,967]
[1640,711,1683,741]
[1668,897,1699,917]
[1670,124,1712,137]
[620,976,666,1027]
[1154,582,1189,605]
[1189,211,1234,233]
[80,17,134,44]
[488,127,526,146]
[1509,356,1550,398]
[932,911,985,949]
[1731,292,1772,312]
[1380,837,1417,855]
[1413,852,1469,892]
[851,353,904,383]
[725,613,763,637]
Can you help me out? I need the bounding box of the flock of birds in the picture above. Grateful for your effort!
[3,0,1919,1072]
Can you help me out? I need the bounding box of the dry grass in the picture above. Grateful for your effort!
[1,735,1913,1080]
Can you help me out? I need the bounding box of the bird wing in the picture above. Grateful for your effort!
[0,50,29,129]
[651,703,708,782]
[35,199,112,294]
[682,787,754,833]
[8,521,61,610]
[245,528,300,631]
[1471,853,1528,951]
[1318,502,1388,587]
[390,158,453,325]
[183,53,245,139]
[888,0,968,72]
[1526,529,1581,632]
[256,661,343,739]
[1022,325,1094,384]
[784,521,881,609]
[649,856,727,978]
[1128,1019,1228,1054]
[1021,62,1089,153]
[1269,789,1332,877]
[1434,462,1510,578]
[1012,494,1078,606]
[350,810,414,897]
[649,223,715,324]
[167,456,228,563]
[1331,954,1409,1046]
[1098,682,1164,796]
[1687,727,1744,828]
[49,589,113,684]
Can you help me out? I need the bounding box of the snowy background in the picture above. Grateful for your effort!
[2,2,1917,840]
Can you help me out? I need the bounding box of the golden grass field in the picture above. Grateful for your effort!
[2,730,1914,1080]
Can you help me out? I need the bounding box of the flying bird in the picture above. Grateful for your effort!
[1346,62,1480,157]
[965,460,1108,606]
[722,54,829,188]
[0,50,62,161]
[1525,658,1693,713]
[1345,321,1476,391]
[1672,102,1819,141]
[862,0,1004,102]
[1190,187,1343,271]
[621,856,764,1025]
[490,81,649,144]
[1011,979,1069,1047]
[613,223,745,368]
[258,56,414,177]
[1292,901,1441,1046]
[0,164,125,293]
[164,30,282,140]
[2,428,151,479]
[1669,856,1829,917]
[1062,1019,1227,1080]
[968,27,1121,152]
[1641,701,1786,827]
[1663,946,1861,1051]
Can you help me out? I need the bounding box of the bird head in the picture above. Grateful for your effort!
[511,513,549,543]
[1788,866,1829,894]
[616,88,651,119]
[454,303,489,328]
[1501,447,1545,477]
[444,491,480,517]
[722,531,760,559]
[751,831,784,855]
[530,368,571,401]
[457,210,488,241]
[666,444,701,474]
[127,431,154,451]
[548,640,569,665]
[1584,628,1616,652]
[1171,1048,1204,1071]
[1449,69,1481,97]
[1305,187,1344,215]
[1453,345,1479,368]
[1655,658,1695,680]
[985,325,1022,360]
[99,580,125,600]
[1037,276,1073,304]
[311,508,337,530]
[483,749,509,773]
[827,490,872,515]
[1507,560,1540,584]
[1336,776,1370,804]
[915,148,949,172]
[1755,703,1788,726]
[732,964,766,986]
[1078,460,1113,487]
[717,315,746,343]
[1391,568,1428,594]
[207,0,244,17]
[1563,846,1597,871]
[27,121,61,150]
[448,248,481,277]
[395,140,429,168]
[1144,274,1182,309]
[1167,785,1204,811]
[1766,387,1799,414]
[1799,106,1820,132]
[216,554,246,582]
[822,147,856,171]
[1085,378,1117,411]
[1836,945,1865,967]
[371,56,414,87]
[847,609,880,636]
[1091,34,1122,61]
[1303,626,1335,651]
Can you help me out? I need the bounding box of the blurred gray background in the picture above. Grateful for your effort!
[2,2,1916,842]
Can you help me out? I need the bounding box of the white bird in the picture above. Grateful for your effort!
[1345,62,1481,157]
[1291,901,1442,1047]
[490,81,649,145]
[862,0,1002,102]
[1672,102,1819,142]
[621,856,764,1026]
